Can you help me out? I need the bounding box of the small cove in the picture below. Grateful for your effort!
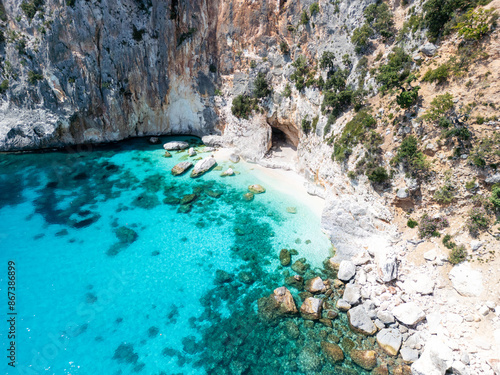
[0,136,387,374]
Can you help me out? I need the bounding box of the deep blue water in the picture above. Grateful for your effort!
[0,137,378,375]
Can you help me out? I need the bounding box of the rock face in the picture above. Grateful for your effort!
[347,305,377,335]
[321,341,344,364]
[337,260,356,281]
[392,303,425,326]
[411,337,453,375]
[376,329,402,356]
[305,277,325,293]
[164,141,189,151]
[171,161,193,176]
[350,349,377,370]
[300,297,322,320]
[191,157,216,178]
[449,263,484,297]
[485,173,500,184]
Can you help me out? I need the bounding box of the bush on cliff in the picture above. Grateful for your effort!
[231,95,257,120]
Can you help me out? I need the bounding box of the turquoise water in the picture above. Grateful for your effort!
[0,137,380,375]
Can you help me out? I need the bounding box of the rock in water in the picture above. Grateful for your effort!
[171,161,193,176]
[163,141,189,150]
[305,277,325,293]
[191,157,216,178]
[321,341,344,364]
[164,151,172,158]
[279,248,291,266]
[392,302,425,326]
[188,147,196,156]
[350,349,377,371]
[229,153,240,163]
[148,137,161,144]
[248,184,265,194]
[221,168,234,177]
[337,260,356,281]
[243,192,254,201]
[376,328,402,356]
[347,305,377,335]
[300,297,322,320]
[286,207,297,214]
[272,286,298,315]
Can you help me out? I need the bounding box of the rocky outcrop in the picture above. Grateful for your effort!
[164,141,189,151]
[300,297,322,320]
[190,157,216,177]
[171,161,193,176]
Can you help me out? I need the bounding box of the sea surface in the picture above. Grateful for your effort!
[0,137,374,375]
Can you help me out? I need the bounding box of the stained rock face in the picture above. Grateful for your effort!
[171,161,193,176]
[321,341,344,364]
[300,297,322,320]
[191,157,216,178]
[347,305,377,335]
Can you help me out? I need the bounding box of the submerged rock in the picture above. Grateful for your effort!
[243,192,254,201]
[248,184,265,194]
[148,137,161,144]
[279,248,291,266]
[350,349,378,371]
[113,343,138,364]
[180,194,197,205]
[114,226,138,244]
[291,259,309,275]
[221,168,234,177]
[132,192,160,209]
[164,151,172,157]
[214,270,233,284]
[300,297,322,320]
[286,207,297,214]
[171,161,193,176]
[321,341,344,364]
[191,157,217,178]
[298,346,324,373]
[285,275,304,290]
[258,286,298,321]
[163,141,189,150]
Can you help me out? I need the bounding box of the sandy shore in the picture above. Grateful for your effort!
[212,147,326,217]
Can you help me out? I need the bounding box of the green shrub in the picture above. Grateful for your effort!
[279,41,289,55]
[449,244,467,264]
[434,184,455,203]
[312,116,319,132]
[21,0,44,21]
[319,51,336,70]
[209,64,217,73]
[465,179,476,190]
[368,166,389,183]
[0,2,7,22]
[300,10,309,25]
[396,86,420,109]
[442,234,456,249]
[419,214,449,238]
[0,80,8,94]
[392,135,429,175]
[282,83,292,98]
[28,71,43,84]
[421,93,454,122]
[66,0,75,6]
[249,60,256,69]
[466,206,491,237]
[301,118,312,134]
[332,110,376,161]
[290,55,314,91]
[364,1,395,39]
[454,8,498,40]
[177,28,197,46]
[490,185,500,209]
[407,218,418,228]
[253,72,271,98]
[376,48,412,93]
[231,95,257,119]
[310,2,320,16]
[351,24,374,54]
[422,64,450,84]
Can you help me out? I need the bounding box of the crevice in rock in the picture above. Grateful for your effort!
[267,114,299,148]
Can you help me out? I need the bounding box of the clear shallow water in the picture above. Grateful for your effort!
[0,137,375,375]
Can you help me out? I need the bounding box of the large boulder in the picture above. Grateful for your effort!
[163,141,189,150]
[338,260,356,281]
[449,263,483,297]
[272,287,298,315]
[376,328,402,356]
[191,157,217,178]
[248,184,266,194]
[420,42,437,56]
[171,161,193,176]
[321,341,344,364]
[392,302,425,326]
[300,297,322,320]
[485,173,500,184]
[343,284,361,305]
[411,337,453,375]
[305,277,326,293]
[347,305,377,335]
[350,349,378,371]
